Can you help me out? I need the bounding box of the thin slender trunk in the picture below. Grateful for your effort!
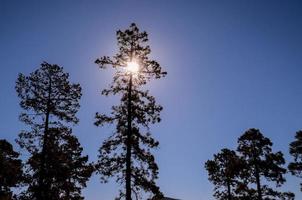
[227,179,232,200]
[251,142,262,200]
[255,164,262,200]
[126,74,133,200]
[38,76,52,200]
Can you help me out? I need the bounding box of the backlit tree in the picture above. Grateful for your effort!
[289,130,302,191]
[205,148,247,200]
[94,23,167,200]
[0,139,23,200]
[16,62,92,200]
[237,128,293,200]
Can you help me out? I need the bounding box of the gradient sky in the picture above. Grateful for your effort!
[1,1,302,200]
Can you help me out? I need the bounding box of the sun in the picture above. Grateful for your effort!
[126,61,139,73]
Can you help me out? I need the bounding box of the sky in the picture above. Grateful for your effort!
[1,0,302,199]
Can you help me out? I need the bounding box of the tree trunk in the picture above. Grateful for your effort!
[255,164,262,200]
[38,76,52,200]
[227,179,232,200]
[126,74,133,200]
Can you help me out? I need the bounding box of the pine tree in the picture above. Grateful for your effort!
[205,148,246,200]
[0,139,23,200]
[237,128,293,200]
[288,130,302,191]
[94,23,167,200]
[55,127,94,200]
[15,62,92,200]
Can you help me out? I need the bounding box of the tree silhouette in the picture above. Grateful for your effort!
[22,127,93,200]
[94,23,167,200]
[52,128,94,200]
[0,139,23,200]
[233,182,257,200]
[237,128,293,200]
[205,148,247,200]
[289,130,302,191]
[15,62,92,200]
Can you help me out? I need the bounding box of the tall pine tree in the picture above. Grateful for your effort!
[16,62,92,200]
[0,139,23,200]
[237,128,293,200]
[94,23,167,200]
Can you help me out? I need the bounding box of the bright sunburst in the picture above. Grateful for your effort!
[126,61,139,73]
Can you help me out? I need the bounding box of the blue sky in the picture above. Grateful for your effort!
[1,1,302,199]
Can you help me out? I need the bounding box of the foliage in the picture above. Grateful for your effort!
[206,129,295,200]
[289,130,302,191]
[95,23,166,200]
[15,62,92,200]
[0,139,23,200]
[205,148,248,200]
[237,128,293,200]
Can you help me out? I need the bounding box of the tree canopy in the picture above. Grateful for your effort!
[237,128,293,200]
[289,130,302,191]
[0,139,23,200]
[205,148,246,200]
[15,62,92,200]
